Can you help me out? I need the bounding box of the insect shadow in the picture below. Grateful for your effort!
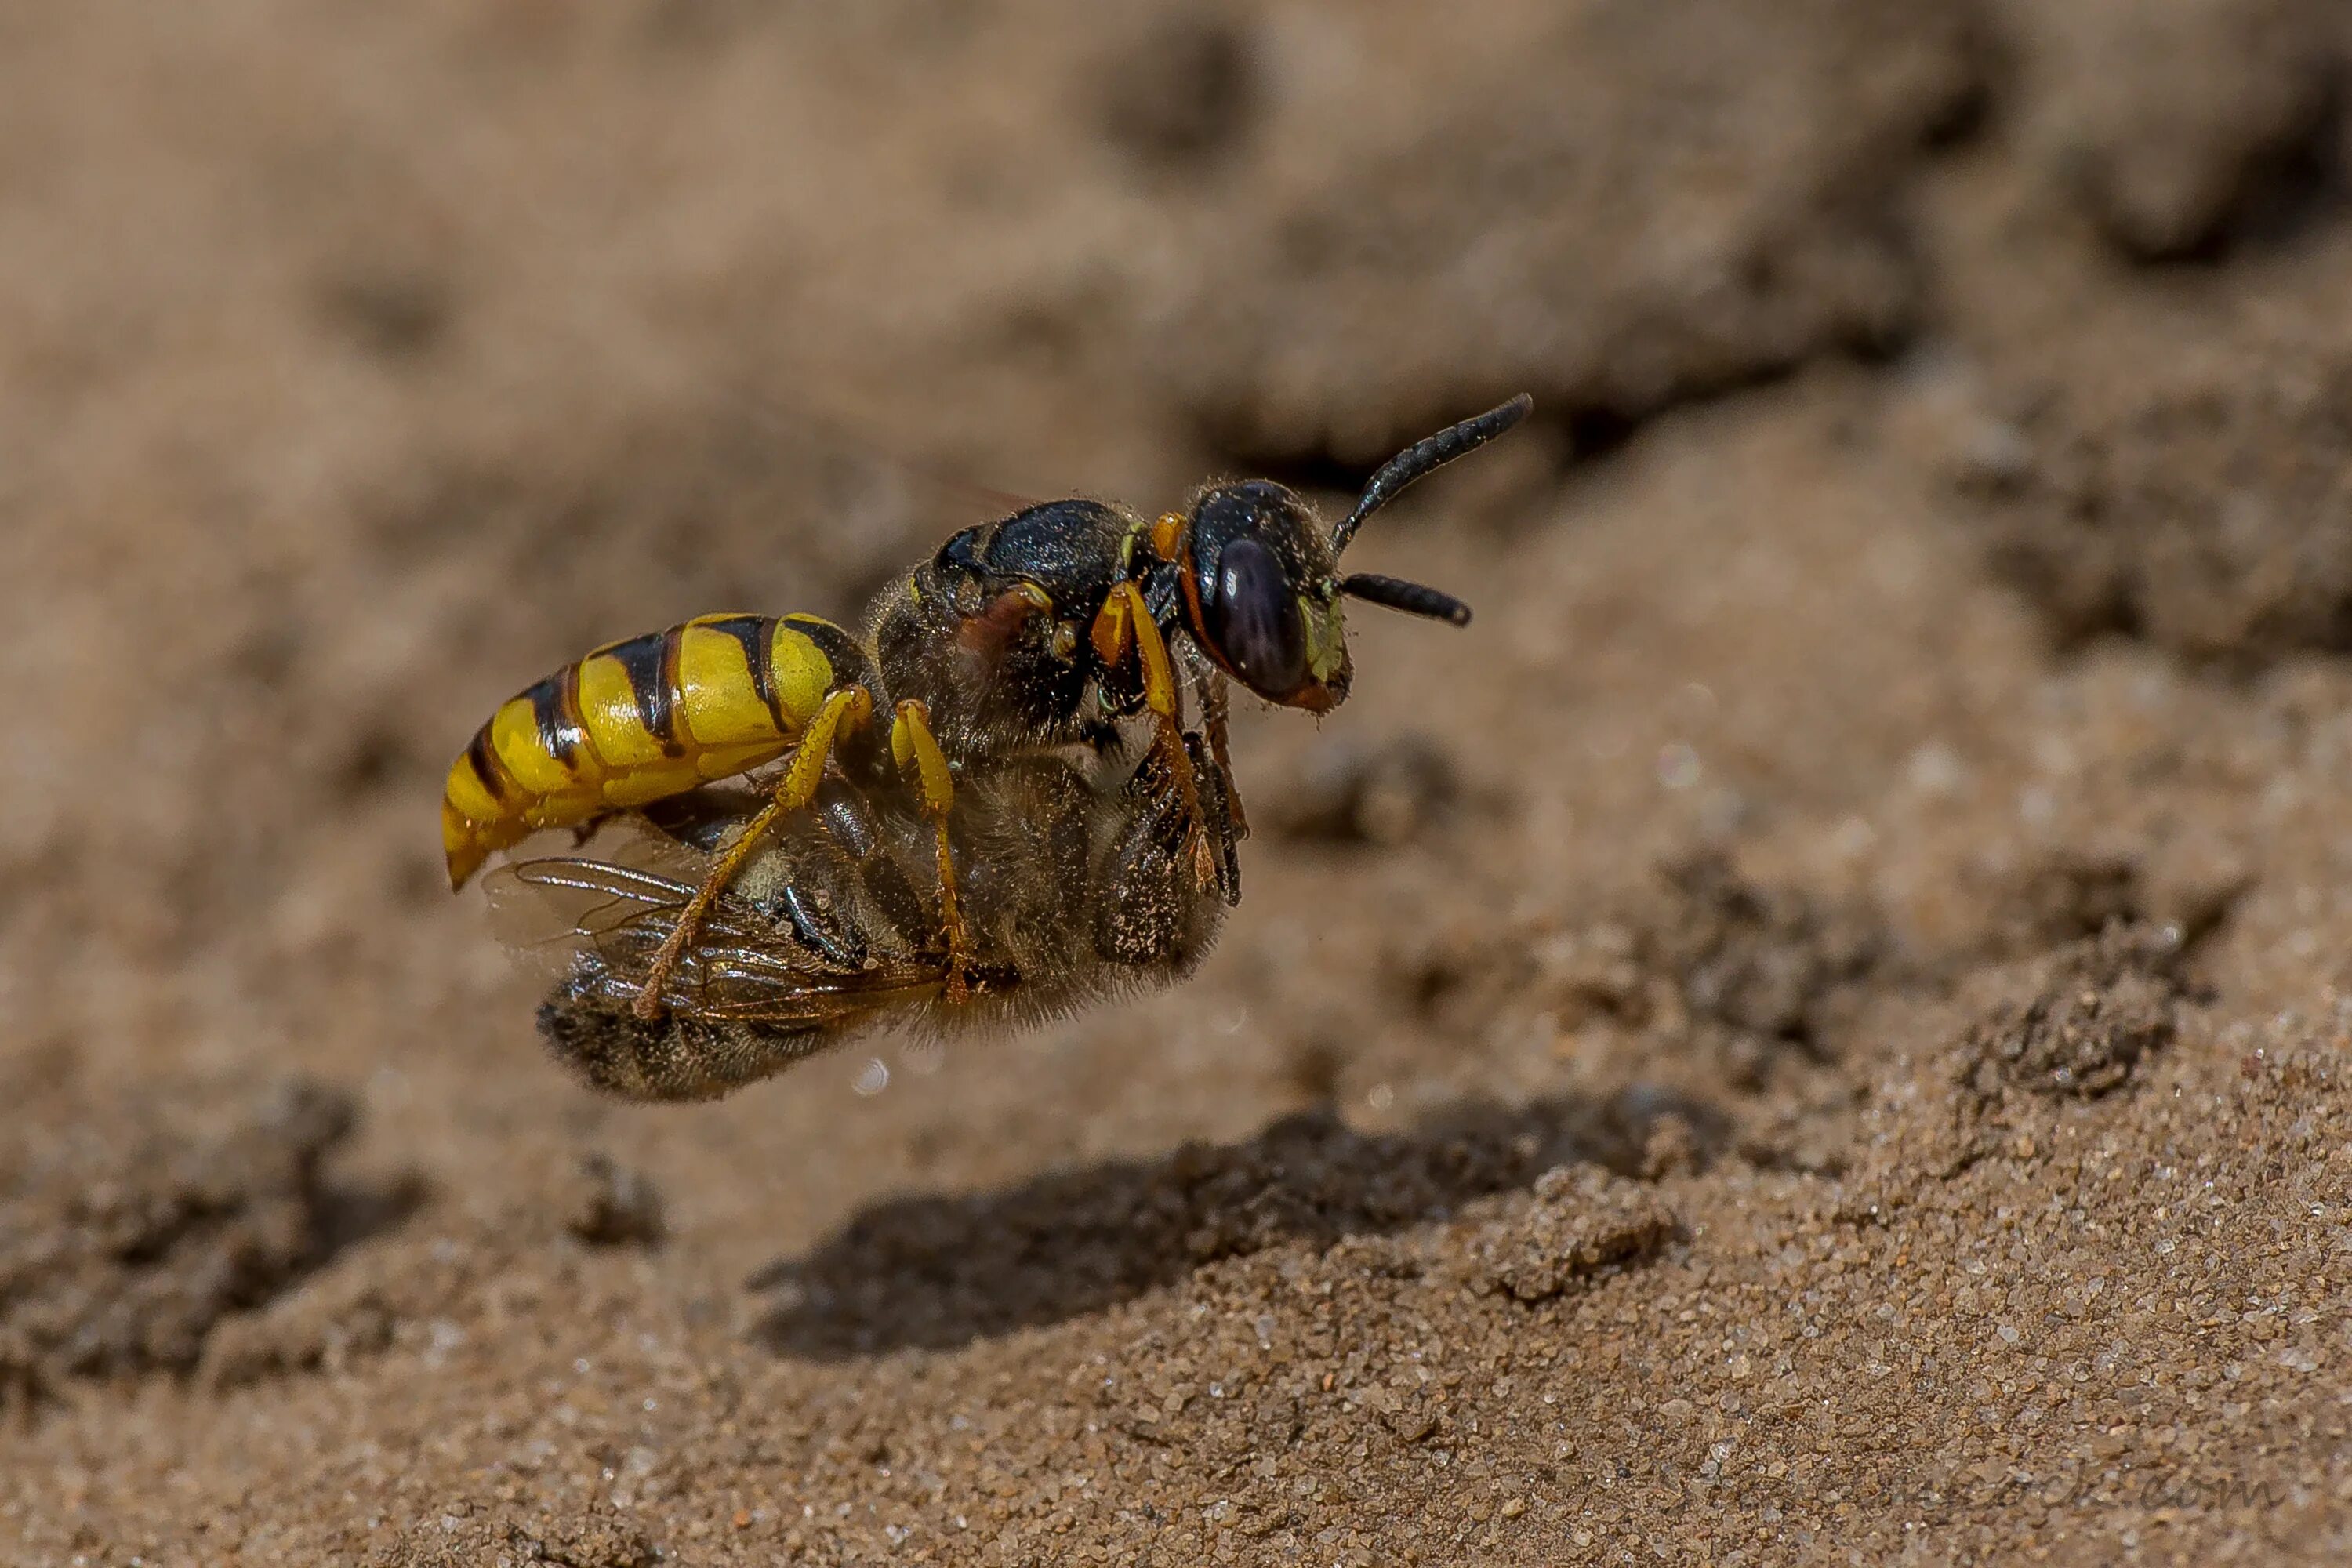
[746,1083,1722,1362]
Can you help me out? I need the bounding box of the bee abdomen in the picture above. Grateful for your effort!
[539,973,833,1100]
[442,613,869,887]
[537,985,826,1102]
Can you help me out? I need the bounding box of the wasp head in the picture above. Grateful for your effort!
[1181,479,1352,712]
[1174,394,1532,713]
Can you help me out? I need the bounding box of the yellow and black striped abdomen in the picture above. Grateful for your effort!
[442,613,871,888]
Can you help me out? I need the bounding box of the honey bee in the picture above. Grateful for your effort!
[445,394,1532,1101]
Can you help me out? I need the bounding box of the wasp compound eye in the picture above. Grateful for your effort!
[1207,536,1308,697]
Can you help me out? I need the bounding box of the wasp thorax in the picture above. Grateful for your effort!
[1185,481,1351,712]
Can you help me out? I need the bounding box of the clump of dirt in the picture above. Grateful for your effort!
[1961,921,2191,1100]
[372,1508,657,1568]
[1163,0,1988,459]
[2004,848,2147,951]
[1962,344,2352,665]
[1399,853,1882,1178]
[561,1152,668,1250]
[1452,1165,1679,1305]
[198,1278,401,1392]
[1414,851,1882,1065]
[2002,0,2345,258]
[1977,843,2251,960]
[1644,853,1884,1054]
[0,1079,361,1403]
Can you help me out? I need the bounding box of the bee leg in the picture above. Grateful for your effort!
[1187,730,1243,906]
[811,778,935,948]
[1095,763,1210,967]
[889,698,973,1003]
[1199,669,1247,840]
[632,684,876,1021]
[1091,581,1217,891]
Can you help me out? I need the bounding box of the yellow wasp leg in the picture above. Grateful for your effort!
[1091,582,1216,890]
[890,699,972,1003]
[633,684,874,1021]
[1149,510,1187,563]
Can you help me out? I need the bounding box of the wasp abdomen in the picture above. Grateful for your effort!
[442,612,869,888]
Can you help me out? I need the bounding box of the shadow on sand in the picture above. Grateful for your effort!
[747,1083,1719,1361]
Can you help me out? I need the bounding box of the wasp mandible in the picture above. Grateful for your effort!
[442,394,1533,1101]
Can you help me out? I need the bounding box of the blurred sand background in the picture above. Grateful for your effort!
[8,1,2352,1562]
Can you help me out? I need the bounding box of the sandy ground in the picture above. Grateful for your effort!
[9,2,2352,1563]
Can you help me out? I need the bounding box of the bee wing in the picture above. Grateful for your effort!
[485,854,953,1026]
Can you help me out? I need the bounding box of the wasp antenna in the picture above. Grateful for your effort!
[1331,393,1534,554]
[1341,573,1472,627]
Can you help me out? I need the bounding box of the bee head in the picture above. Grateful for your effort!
[1172,394,1531,713]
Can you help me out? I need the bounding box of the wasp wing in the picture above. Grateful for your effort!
[677,389,1051,601]
[485,854,951,1027]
